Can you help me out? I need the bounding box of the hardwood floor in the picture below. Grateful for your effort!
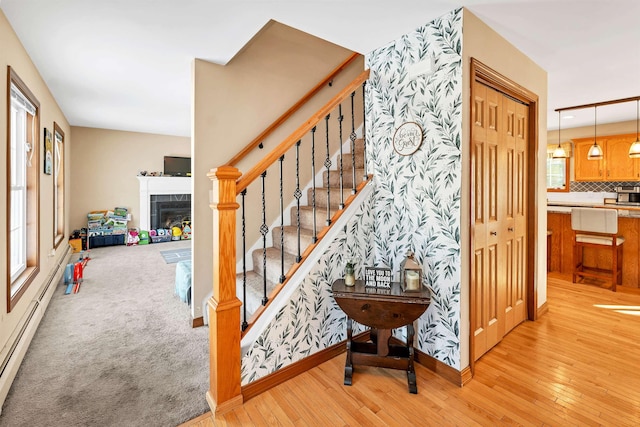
[182,276,640,426]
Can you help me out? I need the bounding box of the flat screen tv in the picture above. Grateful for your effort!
[164,156,191,177]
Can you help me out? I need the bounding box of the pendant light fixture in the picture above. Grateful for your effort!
[587,106,603,160]
[629,100,640,158]
[552,111,567,158]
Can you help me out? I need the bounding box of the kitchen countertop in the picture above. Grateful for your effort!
[547,203,640,217]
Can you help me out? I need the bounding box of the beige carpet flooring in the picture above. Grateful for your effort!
[0,240,209,427]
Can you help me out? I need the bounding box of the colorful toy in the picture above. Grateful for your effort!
[64,263,75,294]
[73,261,83,293]
[139,230,150,245]
[64,251,90,295]
[127,228,140,245]
[171,226,182,241]
[181,221,192,240]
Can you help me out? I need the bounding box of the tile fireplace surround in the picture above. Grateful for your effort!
[137,176,192,231]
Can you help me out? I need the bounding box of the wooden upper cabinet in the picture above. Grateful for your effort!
[573,133,639,181]
[607,135,639,180]
[574,139,604,181]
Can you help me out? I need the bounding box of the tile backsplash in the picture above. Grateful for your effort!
[570,181,639,192]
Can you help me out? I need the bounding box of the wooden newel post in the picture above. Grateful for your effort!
[206,166,243,415]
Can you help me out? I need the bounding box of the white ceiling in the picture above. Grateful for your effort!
[1,0,639,137]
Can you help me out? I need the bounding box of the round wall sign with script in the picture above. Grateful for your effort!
[392,122,423,156]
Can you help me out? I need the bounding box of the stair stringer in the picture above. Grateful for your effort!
[240,180,375,373]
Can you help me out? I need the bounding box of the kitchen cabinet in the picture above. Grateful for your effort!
[547,210,639,288]
[574,140,604,181]
[573,133,639,181]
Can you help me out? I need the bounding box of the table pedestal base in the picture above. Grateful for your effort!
[344,318,418,394]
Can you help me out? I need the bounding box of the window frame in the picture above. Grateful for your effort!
[53,122,65,248]
[7,66,40,313]
[546,155,570,193]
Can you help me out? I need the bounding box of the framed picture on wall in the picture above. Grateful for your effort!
[44,127,53,175]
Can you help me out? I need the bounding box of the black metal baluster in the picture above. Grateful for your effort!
[311,127,318,243]
[338,104,345,209]
[241,189,248,331]
[324,114,332,226]
[362,81,368,181]
[294,140,302,262]
[350,91,357,194]
[260,171,269,305]
[278,155,286,284]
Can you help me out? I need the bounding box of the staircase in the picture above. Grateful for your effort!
[239,138,366,323]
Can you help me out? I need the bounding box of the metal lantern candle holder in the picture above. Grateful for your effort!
[400,252,422,292]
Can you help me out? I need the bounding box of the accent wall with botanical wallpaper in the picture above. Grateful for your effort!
[241,190,375,384]
[240,8,464,384]
[365,8,463,368]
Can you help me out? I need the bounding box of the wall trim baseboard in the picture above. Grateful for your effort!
[537,301,549,317]
[192,316,204,328]
[241,330,472,403]
[387,337,469,387]
[413,348,470,386]
[241,332,370,402]
[0,245,72,410]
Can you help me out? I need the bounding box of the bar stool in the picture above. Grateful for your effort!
[571,208,624,291]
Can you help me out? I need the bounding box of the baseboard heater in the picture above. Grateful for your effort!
[0,244,72,409]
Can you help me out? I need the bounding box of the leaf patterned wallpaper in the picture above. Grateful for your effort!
[241,191,375,385]
[240,8,463,384]
[365,8,463,368]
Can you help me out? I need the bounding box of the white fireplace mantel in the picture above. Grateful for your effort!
[138,176,192,231]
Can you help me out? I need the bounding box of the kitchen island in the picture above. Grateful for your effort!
[547,204,640,289]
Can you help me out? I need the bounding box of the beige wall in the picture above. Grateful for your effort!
[192,20,363,319]
[549,119,637,142]
[0,9,71,402]
[461,9,548,369]
[69,126,190,231]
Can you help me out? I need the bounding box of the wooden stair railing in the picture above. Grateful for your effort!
[237,69,370,194]
[226,52,360,168]
[207,68,369,415]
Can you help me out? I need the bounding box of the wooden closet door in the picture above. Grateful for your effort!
[503,99,528,334]
[472,83,528,361]
[472,81,505,360]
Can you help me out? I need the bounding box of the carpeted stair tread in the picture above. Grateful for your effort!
[337,152,365,169]
[272,226,315,254]
[323,167,366,188]
[308,187,356,209]
[241,136,365,323]
[295,205,339,231]
[237,271,276,318]
[252,247,298,285]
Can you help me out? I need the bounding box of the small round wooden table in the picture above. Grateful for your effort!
[332,279,430,393]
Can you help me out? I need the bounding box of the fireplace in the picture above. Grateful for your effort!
[137,176,192,231]
[150,194,191,229]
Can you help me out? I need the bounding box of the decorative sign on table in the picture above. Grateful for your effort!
[364,267,392,288]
